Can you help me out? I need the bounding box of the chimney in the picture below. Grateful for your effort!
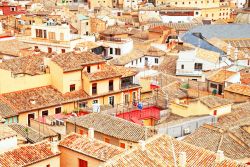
[234,48,239,61]
[73,47,81,54]
[215,150,224,163]
[88,127,94,140]
[139,140,146,151]
[43,57,51,67]
[179,152,186,167]
[50,141,59,154]
[227,44,232,56]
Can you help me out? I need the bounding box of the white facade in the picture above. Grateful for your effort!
[233,0,247,8]
[176,50,230,77]
[21,23,93,54]
[123,0,142,10]
[0,136,17,153]
[125,56,163,68]
[105,38,133,57]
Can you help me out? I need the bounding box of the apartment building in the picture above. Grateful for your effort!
[0,51,140,125]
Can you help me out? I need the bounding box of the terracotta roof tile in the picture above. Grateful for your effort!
[0,141,60,167]
[195,95,232,109]
[183,124,250,160]
[0,124,17,140]
[225,83,250,96]
[1,86,89,113]
[67,113,153,142]
[207,69,237,83]
[59,133,124,161]
[52,51,105,72]
[101,135,246,167]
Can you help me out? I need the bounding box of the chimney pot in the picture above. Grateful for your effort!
[50,141,59,154]
[179,152,186,167]
[88,127,94,140]
[139,140,146,151]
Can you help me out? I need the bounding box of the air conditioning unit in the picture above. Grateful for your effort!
[184,128,190,135]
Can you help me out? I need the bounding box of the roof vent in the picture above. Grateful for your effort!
[216,150,224,163]
[30,99,36,105]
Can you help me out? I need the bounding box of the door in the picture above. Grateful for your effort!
[109,96,114,107]
[28,113,35,126]
[218,84,223,95]
[124,94,129,104]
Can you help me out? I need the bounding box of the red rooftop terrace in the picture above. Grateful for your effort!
[116,106,161,125]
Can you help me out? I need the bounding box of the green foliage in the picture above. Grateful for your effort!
[181,83,190,89]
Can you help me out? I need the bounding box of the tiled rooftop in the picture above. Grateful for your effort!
[183,124,250,160]
[52,51,105,72]
[224,83,250,96]
[59,133,124,161]
[67,113,152,142]
[207,69,237,83]
[1,86,89,113]
[0,97,17,118]
[8,123,56,143]
[195,95,232,109]
[100,134,246,167]
[0,54,50,76]
[0,141,60,167]
[0,124,17,140]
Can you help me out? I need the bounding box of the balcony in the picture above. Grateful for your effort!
[121,83,140,90]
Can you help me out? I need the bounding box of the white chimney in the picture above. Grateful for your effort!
[50,141,59,154]
[88,127,94,140]
[43,57,51,67]
[234,48,239,61]
[139,140,146,151]
[227,44,232,56]
[215,150,224,163]
[179,152,186,167]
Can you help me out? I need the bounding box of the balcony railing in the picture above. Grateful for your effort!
[121,83,140,89]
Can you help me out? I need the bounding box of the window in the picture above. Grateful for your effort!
[86,22,88,25]
[132,91,136,101]
[145,57,148,61]
[155,58,159,64]
[104,137,110,143]
[92,83,97,95]
[46,165,50,167]
[42,110,48,117]
[79,159,88,167]
[194,63,203,70]
[70,84,76,92]
[210,83,217,89]
[115,48,121,55]
[61,49,66,53]
[79,129,84,135]
[60,33,64,41]
[213,110,217,116]
[79,101,87,108]
[43,30,47,38]
[36,29,43,38]
[10,7,16,11]
[87,66,91,73]
[48,32,56,40]
[109,80,114,91]
[181,64,184,69]
[140,58,142,62]
[110,48,113,54]
[120,143,126,148]
[55,107,61,114]
[109,96,114,107]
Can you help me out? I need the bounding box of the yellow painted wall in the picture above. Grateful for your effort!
[0,69,51,94]
[170,101,231,117]
[50,61,64,93]
[89,0,113,9]
[27,155,60,167]
[63,71,82,94]
[59,147,101,167]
